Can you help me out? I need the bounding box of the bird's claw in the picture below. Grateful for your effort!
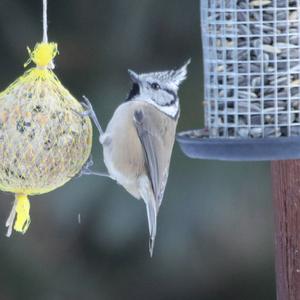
[77,156,94,178]
[81,96,94,115]
[77,156,113,179]
[72,96,104,137]
[72,96,94,117]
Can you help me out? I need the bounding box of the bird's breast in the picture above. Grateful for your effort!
[102,102,145,191]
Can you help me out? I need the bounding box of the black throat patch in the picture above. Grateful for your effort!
[125,83,140,102]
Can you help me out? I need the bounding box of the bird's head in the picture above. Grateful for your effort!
[126,59,191,118]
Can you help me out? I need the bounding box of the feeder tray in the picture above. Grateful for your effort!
[177,131,300,161]
[178,0,300,161]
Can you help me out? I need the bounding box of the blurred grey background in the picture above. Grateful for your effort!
[0,1,275,299]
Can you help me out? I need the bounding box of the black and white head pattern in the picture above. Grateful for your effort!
[126,59,191,119]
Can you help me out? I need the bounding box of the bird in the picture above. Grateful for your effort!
[79,60,190,256]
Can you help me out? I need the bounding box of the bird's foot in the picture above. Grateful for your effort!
[77,156,112,179]
[72,96,104,138]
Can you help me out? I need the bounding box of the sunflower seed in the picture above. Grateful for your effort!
[263,45,282,54]
[238,128,250,138]
[289,10,298,21]
[264,127,282,137]
[250,0,271,7]
[250,127,263,138]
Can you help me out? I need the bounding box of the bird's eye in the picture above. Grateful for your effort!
[151,82,160,90]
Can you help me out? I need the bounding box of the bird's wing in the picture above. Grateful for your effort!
[133,109,173,209]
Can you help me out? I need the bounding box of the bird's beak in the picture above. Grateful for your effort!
[128,69,140,84]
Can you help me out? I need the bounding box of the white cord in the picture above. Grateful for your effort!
[43,0,48,43]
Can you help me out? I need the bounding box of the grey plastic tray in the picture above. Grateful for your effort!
[177,130,300,161]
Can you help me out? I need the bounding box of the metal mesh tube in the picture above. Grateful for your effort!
[201,0,300,138]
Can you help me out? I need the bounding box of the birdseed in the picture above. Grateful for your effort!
[201,0,300,138]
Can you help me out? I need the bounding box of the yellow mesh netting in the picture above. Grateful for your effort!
[0,42,93,235]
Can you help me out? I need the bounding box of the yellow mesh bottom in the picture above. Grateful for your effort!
[0,67,93,195]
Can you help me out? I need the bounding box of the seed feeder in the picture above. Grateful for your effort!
[177,0,300,161]
[177,1,300,299]
[177,0,300,300]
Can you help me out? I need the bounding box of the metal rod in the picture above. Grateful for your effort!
[271,160,300,300]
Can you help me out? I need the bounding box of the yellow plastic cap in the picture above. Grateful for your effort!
[26,42,58,68]
[14,194,31,234]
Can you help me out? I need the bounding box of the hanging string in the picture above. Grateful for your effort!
[43,0,48,43]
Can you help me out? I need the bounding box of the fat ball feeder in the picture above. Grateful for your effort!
[177,1,300,299]
[0,0,92,236]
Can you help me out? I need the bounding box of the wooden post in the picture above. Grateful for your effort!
[271,160,300,300]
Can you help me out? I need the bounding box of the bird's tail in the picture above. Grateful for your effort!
[145,199,158,258]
